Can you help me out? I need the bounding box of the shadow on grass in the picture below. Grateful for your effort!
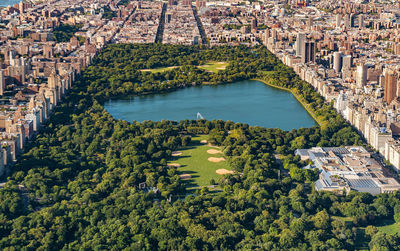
[355,228,369,250]
[190,139,203,145]
[171,155,191,161]
[181,179,197,187]
[374,219,395,227]
[181,145,198,150]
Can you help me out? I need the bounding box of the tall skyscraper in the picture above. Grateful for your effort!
[359,14,364,28]
[302,41,315,64]
[296,33,305,57]
[251,18,258,31]
[9,50,16,66]
[356,64,367,88]
[263,30,269,46]
[344,14,350,29]
[0,70,4,96]
[336,14,341,27]
[350,14,355,28]
[384,70,398,104]
[307,16,313,30]
[342,55,352,71]
[333,52,342,73]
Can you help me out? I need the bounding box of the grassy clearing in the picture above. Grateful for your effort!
[376,220,400,235]
[139,66,178,73]
[169,135,232,188]
[140,61,229,74]
[198,61,229,73]
[333,216,400,250]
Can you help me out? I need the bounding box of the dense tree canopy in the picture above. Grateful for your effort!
[0,44,398,250]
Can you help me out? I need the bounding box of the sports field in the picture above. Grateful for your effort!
[198,61,229,73]
[168,135,232,188]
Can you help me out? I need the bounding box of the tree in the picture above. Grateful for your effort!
[365,225,378,238]
[279,229,295,248]
[394,212,400,223]
[312,210,330,230]
[369,233,391,251]
[291,136,307,150]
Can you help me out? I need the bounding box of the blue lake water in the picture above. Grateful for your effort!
[0,0,20,7]
[104,80,317,130]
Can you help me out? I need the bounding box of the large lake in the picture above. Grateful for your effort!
[104,80,316,130]
[0,0,19,7]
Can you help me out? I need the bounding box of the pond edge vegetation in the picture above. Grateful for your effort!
[253,78,323,127]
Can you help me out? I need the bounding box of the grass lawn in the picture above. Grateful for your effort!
[332,216,400,250]
[140,62,229,74]
[139,66,178,73]
[198,61,229,73]
[169,135,232,188]
[376,220,400,235]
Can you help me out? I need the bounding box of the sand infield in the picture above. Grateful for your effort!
[207,149,222,154]
[216,169,234,175]
[179,174,191,180]
[140,66,178,72]
[208,157,225,163]
[168,163,181,167]
[172,151,182,156]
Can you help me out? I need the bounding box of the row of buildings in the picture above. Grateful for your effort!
[240,0,400,193]
[257,1,400,177]
[0,0,135,176]
[115,1,162,43]
[163,3,201,45]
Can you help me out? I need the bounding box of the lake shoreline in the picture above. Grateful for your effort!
[253,78,322,127]
[104,80,317,130]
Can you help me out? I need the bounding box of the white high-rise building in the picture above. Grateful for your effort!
[335,91,347,113]
[359,14,364,28]
[296,33,305,57]
[336,14,341,27]
[333,52,343,73]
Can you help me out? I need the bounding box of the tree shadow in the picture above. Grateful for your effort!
[171,155,191,161]
[374,219,395,227]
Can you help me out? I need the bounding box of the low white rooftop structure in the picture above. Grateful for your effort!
[295,146,400,195]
